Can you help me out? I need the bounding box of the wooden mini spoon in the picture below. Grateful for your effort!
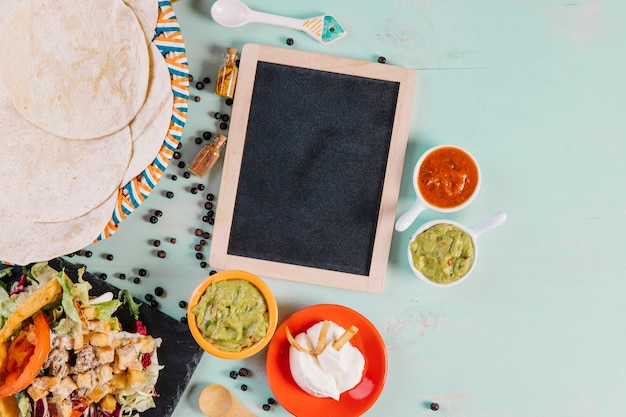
[198,384,257,417]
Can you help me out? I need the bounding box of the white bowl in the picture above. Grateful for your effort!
[396,144,481,232]
[407,211,506,288]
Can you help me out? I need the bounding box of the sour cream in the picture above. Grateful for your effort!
[289,321,365,401]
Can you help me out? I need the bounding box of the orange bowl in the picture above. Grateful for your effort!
[187,270,278,359]
[266,304,387,417]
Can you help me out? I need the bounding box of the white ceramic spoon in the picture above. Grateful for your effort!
[210,0,346,44]
[198,384,257,417]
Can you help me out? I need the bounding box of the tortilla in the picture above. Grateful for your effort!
[0,192,118,266]
[122,43,174,185]
[0,396,20,417]
[124,0,159,42]
[0,0,150,140]
[0,0,18,29]
[0,84,132,222]
[0,279,62,342]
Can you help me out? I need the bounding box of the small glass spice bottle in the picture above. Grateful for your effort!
[215,47,238,98]
[188,133,228,178]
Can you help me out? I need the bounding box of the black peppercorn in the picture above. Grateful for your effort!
[194,228,203,236]
[198,184,206,191]
[229,370,238,379]
[195,252,204,260]
[219,122,228,130]
[208,218,215,225]
[238,368,249,377]
[194,137,202,144]
[154,210,163,217]
[207,210,215,218]
[202,232,211,239]
[119,273,126,280]
[106,254,114,261]
[202,216,210,223]
[206,193,215,201]
[240,384,248,391]
[193,96,201,102]
[194,244,202,251]
[195,81,204,90]
[225,98,233,106]
[378,56,387,64]
[177,161,185,168]
[221,114,230,122]
[85,251,93,258]
[133,277,141,284]
[171,174,177,181]
[99,273,107,280]
[204,202,213,210]
[202,77,211,84]
[262,404,271,411]
[200,261,208,268]
[179,300,187,308]
[202,131,212,140]
[154,287,164,297]
[138,268,147,276]
[153,240,161,247]
[157,250,166,258]
[214,112,222,120]
[173,151,181,159]
[267,398,276,405]
[170,237,177,244]
[166,191,174,199]
[189,74,194,82]
[150,299,159,308]
[145,294,154,302]
[190,187,198,194]
[286,37,294,46]
[180,316,188,324]
[149,215,158,224]
[430,403,439,411]
[183,172,191,179]
[209,270,217,275]
[199,239,207,246]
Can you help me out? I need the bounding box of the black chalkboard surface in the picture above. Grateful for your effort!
[210,44,417,293]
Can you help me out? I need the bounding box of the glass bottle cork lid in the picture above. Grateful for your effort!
[226,47,237,56]
[213,132,227,147]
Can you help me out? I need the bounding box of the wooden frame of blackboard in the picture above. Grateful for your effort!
[210,43,416,293]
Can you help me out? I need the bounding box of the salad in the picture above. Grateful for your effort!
[0,262,163,417]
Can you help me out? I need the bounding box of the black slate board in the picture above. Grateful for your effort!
[210,44,417,293]
[0,258,204,417]
[227,62,400,276]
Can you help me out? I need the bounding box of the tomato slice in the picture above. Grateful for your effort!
[0,313,51,397]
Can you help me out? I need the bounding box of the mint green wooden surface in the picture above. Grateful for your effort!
[80,0,626,415]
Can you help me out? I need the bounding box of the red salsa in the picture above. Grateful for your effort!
[417,146,479,209]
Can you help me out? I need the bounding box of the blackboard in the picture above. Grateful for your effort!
[210,44,417,293]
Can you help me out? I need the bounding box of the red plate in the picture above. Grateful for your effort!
[266,304,387,417]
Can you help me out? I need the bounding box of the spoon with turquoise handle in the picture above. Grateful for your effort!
[210,0,347,44]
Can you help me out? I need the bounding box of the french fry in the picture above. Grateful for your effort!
[332,325,359,351]
[313,320,330,355]
[285,327,309,353]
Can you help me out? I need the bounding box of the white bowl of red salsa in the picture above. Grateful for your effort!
[395,145,481,232]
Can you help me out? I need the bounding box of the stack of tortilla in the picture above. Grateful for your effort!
[0,0,174,265]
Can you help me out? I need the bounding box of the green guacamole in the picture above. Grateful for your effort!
[192,279,269,352]
[409,223,475,285]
